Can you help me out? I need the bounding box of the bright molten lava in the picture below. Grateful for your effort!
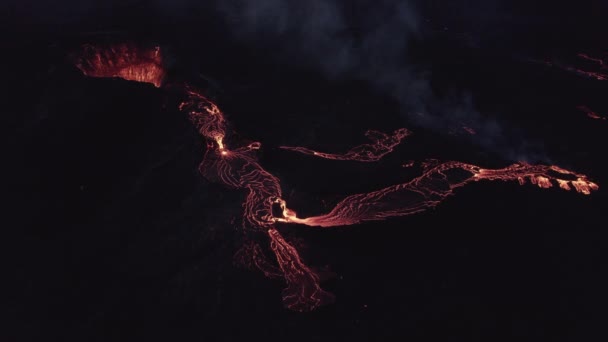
[280,128,410,162]
[74,44,599,312]
[268,229,335,311]
[74,44,164,87]
[178,87,283,230]
[273,162,598,227]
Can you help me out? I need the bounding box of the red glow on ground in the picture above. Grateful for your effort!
[268,228,335,311]
[542,53,608,81]
[75,44,599,311]
[280,128,410,162]
[74,44,164,87]
[273,162,598,228]
[577,105,607,120]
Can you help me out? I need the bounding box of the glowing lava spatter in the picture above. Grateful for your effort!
[75,44,599,312]
[462,126,476,135]
[578,105,607,120]
[280,128,410,162]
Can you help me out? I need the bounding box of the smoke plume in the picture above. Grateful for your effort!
[211,0,546,161]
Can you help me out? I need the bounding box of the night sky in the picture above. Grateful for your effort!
[4,1,608,341]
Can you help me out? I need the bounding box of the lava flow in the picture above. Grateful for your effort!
[578,105,607,120]
[268,229,335,312]
[542,53,608,81]
[74,43,599,312]
[280,128,410,162]
[178,87,283,230]
[273,162,598,228]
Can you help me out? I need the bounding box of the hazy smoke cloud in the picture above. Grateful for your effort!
[212,0,545,161]
[5,0,548,161]
[218,1,419,77]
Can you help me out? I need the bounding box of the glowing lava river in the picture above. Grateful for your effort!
[73,44,599,312]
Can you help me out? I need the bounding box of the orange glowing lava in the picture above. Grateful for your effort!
[74,44,164,87]
[542,53,608,81]
[577,105,607,120]
[268,228,335,311]
[74,44,599,312]
[280,128,410,162]
[273,162,598,228]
